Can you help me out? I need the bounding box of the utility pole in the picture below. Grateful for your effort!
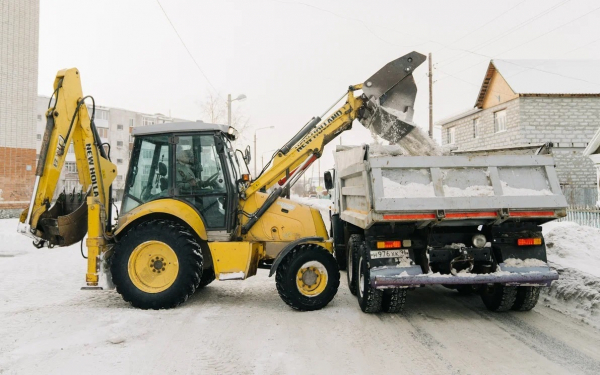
[227,94,232,126]
[428,53,433,139]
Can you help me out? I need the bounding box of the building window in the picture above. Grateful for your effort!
[68,145,75,154]
[129,134,134,143]
[65,162,77,173]
[494,110,507,133]
[446,127,455,144]
[36,134,41,141]
[473,118,480,138]
[143,117,156,126]
[129,119,134,127]
[142,149,153,158]
[37,115,42,121]
[97,127,109,138]
[117,175,123,181]
[117,158,123,164]
[117,124,123,130]
[94,109,109,121]
[117,141,123,147]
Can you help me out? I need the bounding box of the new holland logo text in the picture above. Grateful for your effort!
[86,143,100,197]
[296,110,343,152]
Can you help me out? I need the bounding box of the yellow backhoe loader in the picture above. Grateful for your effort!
[18,52,426,310]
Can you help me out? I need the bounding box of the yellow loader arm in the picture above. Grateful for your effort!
[17,68,116,284]
[240,51,426,234]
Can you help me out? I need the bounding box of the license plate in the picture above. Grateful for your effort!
[370,249,409,259]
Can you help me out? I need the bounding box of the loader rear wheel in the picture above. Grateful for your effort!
[275,244,340,311]
[382,288,407,313]
[346,234,362,296]
[480,283,517,312]
[111,220,203,309]
[511,286,541,311]
[357,242,383,313]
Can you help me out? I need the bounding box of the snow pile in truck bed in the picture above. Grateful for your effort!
[382,179,435,198]
[443,184,494,197]
[369,125,441,157]
[501,181,553,196]
[540,221,600,329]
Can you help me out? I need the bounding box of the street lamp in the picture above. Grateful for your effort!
[254,126,275,176]
[227,93,246,126]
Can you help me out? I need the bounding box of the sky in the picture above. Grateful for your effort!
[38,0,600,175]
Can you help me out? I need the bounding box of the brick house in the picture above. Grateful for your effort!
[438,60,600,205]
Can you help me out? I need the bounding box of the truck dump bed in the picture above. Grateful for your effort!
[334,145,568,229]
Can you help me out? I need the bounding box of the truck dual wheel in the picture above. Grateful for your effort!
[110,220,203,309]
[511,286,541,311]
[480,283,518,312]
[346,234,362,296]
[382,288,407,313]
[357,242,383,313]
[275,244,340,311]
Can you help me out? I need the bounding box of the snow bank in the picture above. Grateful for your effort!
[540,221,600,329]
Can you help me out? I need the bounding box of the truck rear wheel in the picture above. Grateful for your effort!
[275,244,340,311]
[511,286,541,311]
[357,242,383,313]
[382,288,407,313]
[346,234,362,296]
[480,283,517,312]
[110,220,203,309]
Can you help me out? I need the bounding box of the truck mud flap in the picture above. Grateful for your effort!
[371,265,558,288]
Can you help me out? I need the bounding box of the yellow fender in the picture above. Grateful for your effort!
[115,199,207,241]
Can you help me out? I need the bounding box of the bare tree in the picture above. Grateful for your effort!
[199,92,251,145]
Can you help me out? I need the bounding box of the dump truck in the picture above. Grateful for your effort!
[18,52,429,310]
[326,144,568,313]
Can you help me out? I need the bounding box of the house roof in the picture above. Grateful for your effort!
[436,108,481,127]
[583,127,600,156]
[475,60,600,108]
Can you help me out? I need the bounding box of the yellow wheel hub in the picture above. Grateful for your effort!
[296,261,328,297]
[128,240,179,293]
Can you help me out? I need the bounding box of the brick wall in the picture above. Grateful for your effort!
[0,147,36,207]
[0,1,39,211]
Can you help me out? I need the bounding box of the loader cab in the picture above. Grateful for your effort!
[121,121,244,233]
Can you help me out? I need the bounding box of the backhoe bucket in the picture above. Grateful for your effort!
[37,191,88,247]
[360,51,427,143]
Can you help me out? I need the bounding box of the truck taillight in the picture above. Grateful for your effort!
[377,241,401,249]
[517,238,542,246]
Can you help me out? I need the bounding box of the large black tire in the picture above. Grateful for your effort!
[382,288,407,313]
[111,220,203,309]
[334,245,346,271]
[198,267,215,288]
[511,286,541,311]
[275,244,340,311]
[346,234,362,296]
[481,283,517,312]
[357,242,383,313]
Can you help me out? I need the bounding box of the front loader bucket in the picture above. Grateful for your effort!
[360,51,427,143]
[37,191,88,247]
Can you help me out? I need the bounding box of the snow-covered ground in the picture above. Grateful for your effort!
[540,221,600,329]
[2,216,600,374]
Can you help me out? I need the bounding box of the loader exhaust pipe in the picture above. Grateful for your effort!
[359,51,427,143]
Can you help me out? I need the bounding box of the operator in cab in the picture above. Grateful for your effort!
[176,148,208,193]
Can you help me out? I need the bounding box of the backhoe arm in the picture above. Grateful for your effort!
[18,68,116,250]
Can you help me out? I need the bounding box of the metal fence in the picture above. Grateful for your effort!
[556,205,600,229]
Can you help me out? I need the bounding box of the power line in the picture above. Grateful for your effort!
[437,0,572,68]
[156,0,220,95]
[433,0,529,56]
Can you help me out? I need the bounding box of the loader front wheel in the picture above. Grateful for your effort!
[346,234,362,296]
[198,267,215,288]
[480,283,517,312]
[111,220,203,309]
[357,242,383,313]
[275,244,340,311]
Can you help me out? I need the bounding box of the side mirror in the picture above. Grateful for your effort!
[244,145,251,164]
[324,171,334,190]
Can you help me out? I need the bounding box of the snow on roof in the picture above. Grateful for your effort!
[436,108,481,127]
[492,59,600,95]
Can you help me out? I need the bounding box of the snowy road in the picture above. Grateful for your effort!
[2,218,600,375]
